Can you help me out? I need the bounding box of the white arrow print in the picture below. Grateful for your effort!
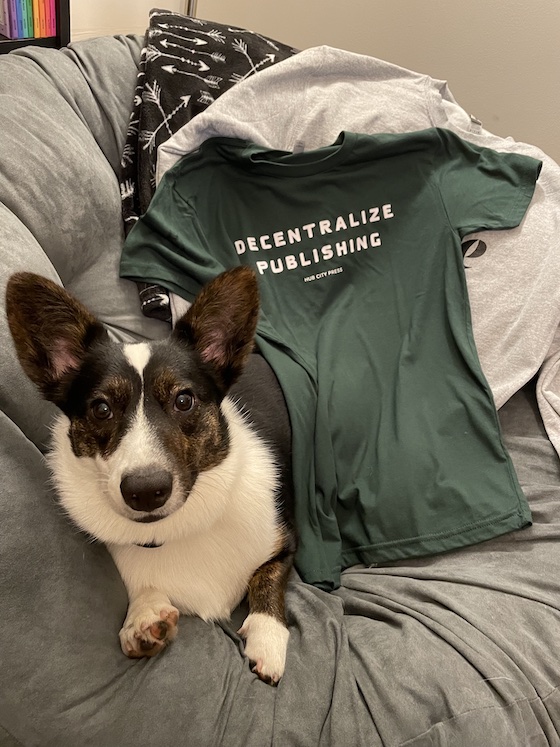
[147,46,210,71]
[141,95,192,152]
[231,38,255,72]
[161,65,222,89]
[161,38,226,62]
[158,23,226,43]
[230,52,276,84]
[150,28,207,45]
[232,39,277,77]
[120,179,135,200]
[227,27,281,51]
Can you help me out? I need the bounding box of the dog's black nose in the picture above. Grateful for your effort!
[120,470,173,513]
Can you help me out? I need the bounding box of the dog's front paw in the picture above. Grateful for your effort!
[239,612,289,685]
[120,604,179,658]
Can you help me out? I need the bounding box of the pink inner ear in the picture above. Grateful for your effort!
[200,335,227,368]
[50,339,80,378]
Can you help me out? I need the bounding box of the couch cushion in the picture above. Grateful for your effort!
[0,36,167,342]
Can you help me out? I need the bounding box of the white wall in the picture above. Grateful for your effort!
[69,0,560,163]
[70,0,185,39]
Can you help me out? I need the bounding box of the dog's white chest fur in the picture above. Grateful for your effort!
[50,397,281,622]
[110,530,261,621]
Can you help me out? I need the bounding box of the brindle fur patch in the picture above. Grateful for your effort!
[149,365,231,484]
[151,368,179,406]
[176,405,230,473]
[247,526,296,625]
[69,375,136,458]
[158,408,230,479]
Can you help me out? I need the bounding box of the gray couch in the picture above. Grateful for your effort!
[2,35,560,747]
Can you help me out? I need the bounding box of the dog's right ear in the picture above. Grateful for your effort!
[5,272,108,405]
[173,266,259,393]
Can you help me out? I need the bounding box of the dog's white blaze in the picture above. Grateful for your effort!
[110,403,168,475]
[119,342,157,475]
[123,342,151,376]
[97,341,177,510]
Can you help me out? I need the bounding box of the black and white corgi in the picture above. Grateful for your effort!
[6,267,295,684]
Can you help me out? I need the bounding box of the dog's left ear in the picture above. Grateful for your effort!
[173,266,259,392]
[5,272,108,406]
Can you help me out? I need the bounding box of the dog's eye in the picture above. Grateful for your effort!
[91,400,113,420]
[174,391,195,412]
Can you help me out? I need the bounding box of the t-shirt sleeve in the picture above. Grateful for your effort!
[435,128,542,238]
[119,174,230,303]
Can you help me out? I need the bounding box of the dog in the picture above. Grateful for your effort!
[5,266,295,684]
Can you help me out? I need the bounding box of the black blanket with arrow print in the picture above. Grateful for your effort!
[119,8,297,322]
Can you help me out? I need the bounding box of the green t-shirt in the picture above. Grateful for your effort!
[121,128,541,590]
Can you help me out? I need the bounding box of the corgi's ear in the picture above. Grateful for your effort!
[5,272,108,405]
[173,266,259,392]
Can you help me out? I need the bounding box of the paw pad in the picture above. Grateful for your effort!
[120,604,180,659]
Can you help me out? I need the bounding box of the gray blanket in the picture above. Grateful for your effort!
[1,35,560,747]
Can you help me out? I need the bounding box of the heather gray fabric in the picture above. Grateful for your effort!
[0,36,166,345]
[2,34,560,747]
